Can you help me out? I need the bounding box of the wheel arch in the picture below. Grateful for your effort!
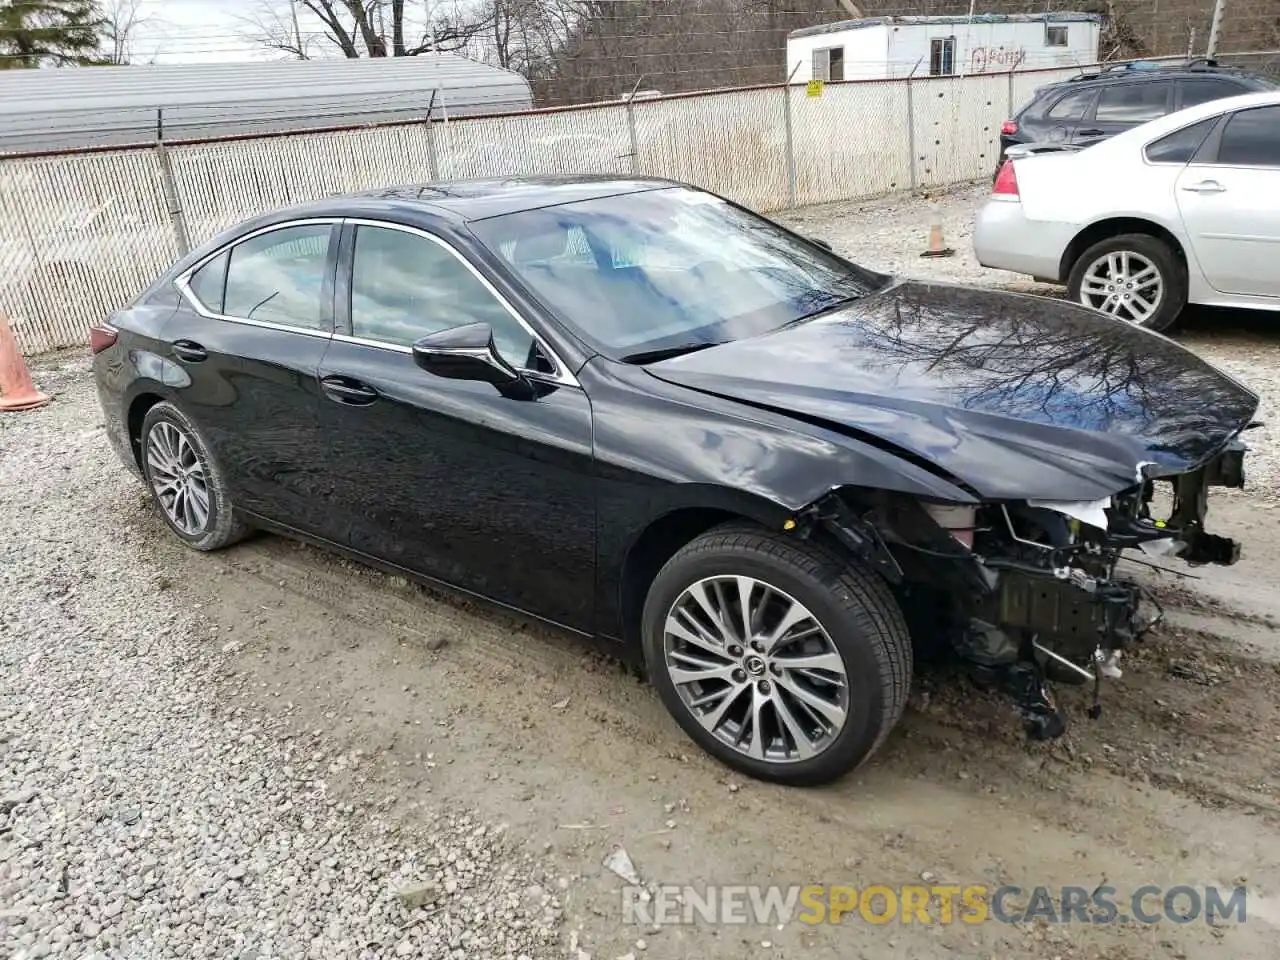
[616,486,794,659]
[126,390,168,471]
[1059,216,1188,283]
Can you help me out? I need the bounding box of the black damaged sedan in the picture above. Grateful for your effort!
[91,176,1258,786]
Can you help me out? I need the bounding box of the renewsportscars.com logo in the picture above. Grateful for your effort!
[622,883,1251,927]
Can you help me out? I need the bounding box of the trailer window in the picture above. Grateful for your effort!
[1045,25,1069,47]
[930,38,956,77]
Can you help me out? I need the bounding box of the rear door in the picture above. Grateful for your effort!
[1175,104,1280,298]
[165,219,340,533]
[1077,80,1174,142]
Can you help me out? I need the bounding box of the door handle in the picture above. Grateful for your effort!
[320,375,379,406]
[172,339,207,362]
[1076,128,1104,137]
[1181,180,1226,194]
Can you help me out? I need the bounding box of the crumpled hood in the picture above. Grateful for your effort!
[646,280,1259,501]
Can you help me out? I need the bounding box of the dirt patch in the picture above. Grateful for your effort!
[133,485,1280,960]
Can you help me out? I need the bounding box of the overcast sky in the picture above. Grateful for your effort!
[127,0,447,64]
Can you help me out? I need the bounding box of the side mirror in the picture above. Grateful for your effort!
[411,322,521,388]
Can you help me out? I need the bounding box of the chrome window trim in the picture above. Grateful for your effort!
[174,217,341,339]
[343,217,580,388]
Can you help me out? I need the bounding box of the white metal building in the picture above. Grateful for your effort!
[787,13,1101,83]
[0,55,534,155]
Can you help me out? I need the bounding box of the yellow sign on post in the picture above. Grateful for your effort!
[806,79,824,98]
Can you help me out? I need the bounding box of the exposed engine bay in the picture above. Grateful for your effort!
[794,437,1251,740]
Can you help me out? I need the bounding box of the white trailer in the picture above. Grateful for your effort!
[787,13,1101,84]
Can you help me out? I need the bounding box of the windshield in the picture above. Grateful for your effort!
[468,187,887,360]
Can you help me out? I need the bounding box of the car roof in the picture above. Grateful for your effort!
[302,174,681,223]
[1040,61,1272,94]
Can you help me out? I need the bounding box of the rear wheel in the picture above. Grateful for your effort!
[140,402,248,551]
[1066,233,1186,332]
[641,522,912,786]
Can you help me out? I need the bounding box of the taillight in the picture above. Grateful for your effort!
[993,160,1019,198]
[1001,120,1018,135]
[89,324,118,354]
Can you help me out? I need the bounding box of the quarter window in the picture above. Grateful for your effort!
[349,225,536,369]
[1095,83,1170,123]
[1144,117,1219,164]
[223,224,332,330]
[1216,106,1280,167]
[187,250,228,314]
[1179,78,1246,109]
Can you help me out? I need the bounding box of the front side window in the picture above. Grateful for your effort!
[1095,82,1171,124]
[1216,105,1280,167]
[349,225,536,369]
[469,187,887,361]
[1145,117,1219,164]
[223,224,332,330]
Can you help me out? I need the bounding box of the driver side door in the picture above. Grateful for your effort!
[315,219,597,631]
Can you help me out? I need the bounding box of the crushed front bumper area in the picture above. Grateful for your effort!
[795,438,1249,740]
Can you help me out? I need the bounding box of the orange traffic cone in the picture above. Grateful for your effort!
[920,202,954,259]
[0,313,50,412]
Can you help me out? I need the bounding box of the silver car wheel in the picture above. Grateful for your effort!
[146,421,211,536]
[1078,250,1163,326]
[663,575,849,764]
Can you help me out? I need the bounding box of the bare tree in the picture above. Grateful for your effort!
[100,0,153,64]
[242,0,492,60]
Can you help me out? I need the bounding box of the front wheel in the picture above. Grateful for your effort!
[1066,233,1187,332]
[641,523,912,786]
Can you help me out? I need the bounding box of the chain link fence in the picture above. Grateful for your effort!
[1,53,1258,355]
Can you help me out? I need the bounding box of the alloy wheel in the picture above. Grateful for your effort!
[662,575,849,764]
[146,421,211,536]
[1078,250,1163,326]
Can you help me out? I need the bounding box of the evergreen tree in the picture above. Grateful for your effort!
[0,0,108,69]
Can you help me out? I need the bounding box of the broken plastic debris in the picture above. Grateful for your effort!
[1028,498,1110,531]
[603,847,642,885]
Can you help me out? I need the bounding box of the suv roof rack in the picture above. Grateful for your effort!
[1065,56,1242,83]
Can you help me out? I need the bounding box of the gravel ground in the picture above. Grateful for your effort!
[777,183,1280,501]
[0,362,562,960]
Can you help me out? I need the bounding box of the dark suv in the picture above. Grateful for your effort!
[998,59,1276,169]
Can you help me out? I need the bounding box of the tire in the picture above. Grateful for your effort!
[139,402,249,551]
[641,522,912,787]
[1066,233,1187,332]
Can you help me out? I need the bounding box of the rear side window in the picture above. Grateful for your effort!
[1217,105,1280,166]
[1046,88,1095,121]
[1179,78,1246,108]
[1145,117,1219,164]
[187,250,228,314]
[223,224,332,330]
[1095,82,1171,123]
